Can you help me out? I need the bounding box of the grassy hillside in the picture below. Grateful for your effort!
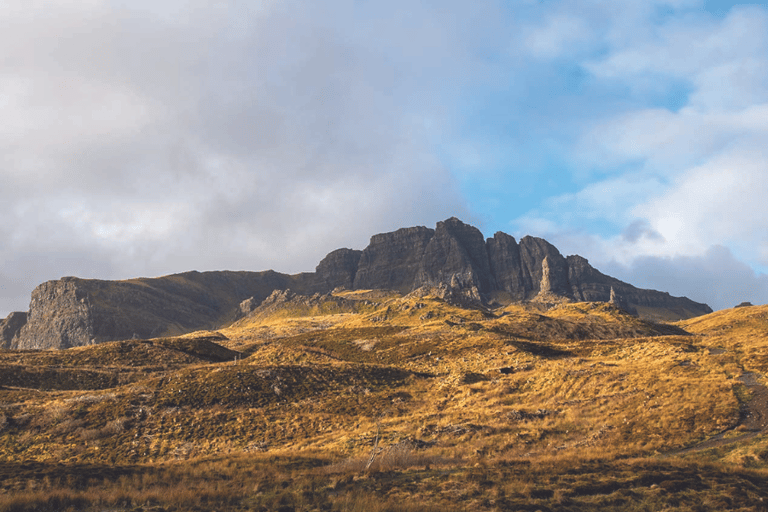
[0,293,767,510]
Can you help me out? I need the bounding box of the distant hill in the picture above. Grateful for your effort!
[0,217,711,349]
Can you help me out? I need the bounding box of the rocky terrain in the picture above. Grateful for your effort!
[0,218,711,350]
[0,286,765,511]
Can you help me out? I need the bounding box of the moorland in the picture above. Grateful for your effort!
[1,287,768,511]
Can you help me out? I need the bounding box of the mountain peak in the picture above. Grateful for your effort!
[0,218,712,349]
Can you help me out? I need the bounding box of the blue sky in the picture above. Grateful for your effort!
[2,0,768,315]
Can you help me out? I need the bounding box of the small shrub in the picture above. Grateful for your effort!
[102,417,129,435]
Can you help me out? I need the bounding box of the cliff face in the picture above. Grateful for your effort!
[352,226,435,293]
[15,279,95,349]
[4,217,713,349]
[487,232,524,300]
[316,248,363,291]
[415,217,493,294]
[0,311,27,349]
[12,271,312,350]
[319,217,712,319]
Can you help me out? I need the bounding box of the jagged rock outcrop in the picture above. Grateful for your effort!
[0,311,27,349]
[609,286,637,315]
[316,248,362,290]
[313,217,712,320]
[487,232,525,300]
[415,217,493,294]
[13,271,311,350]
[242,288,363,322]
[15,278,95,349]
[239,297,258,317]
[353,226,435,292]
[5,217,713,349]
[519,237,570,297]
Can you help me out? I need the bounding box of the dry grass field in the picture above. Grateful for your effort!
[1,291,767,510]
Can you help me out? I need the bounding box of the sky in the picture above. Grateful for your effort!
[2,0,768,316]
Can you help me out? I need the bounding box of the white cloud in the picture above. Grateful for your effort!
[0,0,481,315]
[636,142,768,256]
[523,13,594,59]
[603,246,768,310]
[3,0,768,319]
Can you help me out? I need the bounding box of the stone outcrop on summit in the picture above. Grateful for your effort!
[319,218,711,319]
[352,226,435,292]
[2,217,712,349]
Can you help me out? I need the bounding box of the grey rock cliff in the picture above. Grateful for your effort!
[316,248,362,290]
[487,232,525,300]
[13,270,309,350]
[415,217,494,294]
[317,219,711,319]
[5,217,713,350]
[16,278,95,349]
[0,311,27,349]
[353,226,435,292]
[519,236,570,297]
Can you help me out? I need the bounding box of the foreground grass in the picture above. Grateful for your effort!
[1,452,768,511]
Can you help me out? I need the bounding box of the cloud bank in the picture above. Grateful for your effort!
[0,0,480,314]
[2,0,768,315]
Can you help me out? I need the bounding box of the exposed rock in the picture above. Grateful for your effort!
[415,217,493,294]
[735,302,754,308]
[16,278,95,350]
[260,288,296,306]
[519,236,569,297]
[540,257,554,293]
[566,255,608,301]
[0,311,27,349]
[5,217,714,350]
[609,286,637,315]
[353,226,435,292]
[408,279,484,310]
[244,288,362,322]
[14,271,305,350]
[239,297,258,317]
[315,248,362,291]
[487,232,525,300]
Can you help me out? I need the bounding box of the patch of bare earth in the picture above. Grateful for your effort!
[679,371,768,453]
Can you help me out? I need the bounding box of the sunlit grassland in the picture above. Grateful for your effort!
[1,295,768,510]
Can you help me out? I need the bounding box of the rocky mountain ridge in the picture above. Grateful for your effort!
[0,217,712,349]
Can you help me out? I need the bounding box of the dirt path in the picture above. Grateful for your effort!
[677,372,768,454]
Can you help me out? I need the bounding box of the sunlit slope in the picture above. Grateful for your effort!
[678,304,768,373]
[0,290,749,475]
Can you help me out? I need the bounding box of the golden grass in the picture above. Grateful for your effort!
[1,300,768,509]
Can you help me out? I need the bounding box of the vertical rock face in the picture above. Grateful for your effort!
[609,286,636,314]
[487,232,525,300]
[16,278,95,350]
[315,248,363,291]
[519,236,569,297]
[566,255,612,302]
[0,311,27,349]
[353,226,435,293]
[12,271,308,350]
[416,218,493,293]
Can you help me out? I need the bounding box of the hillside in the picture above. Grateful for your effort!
[0,218,711,350]
[0,292,766,511]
